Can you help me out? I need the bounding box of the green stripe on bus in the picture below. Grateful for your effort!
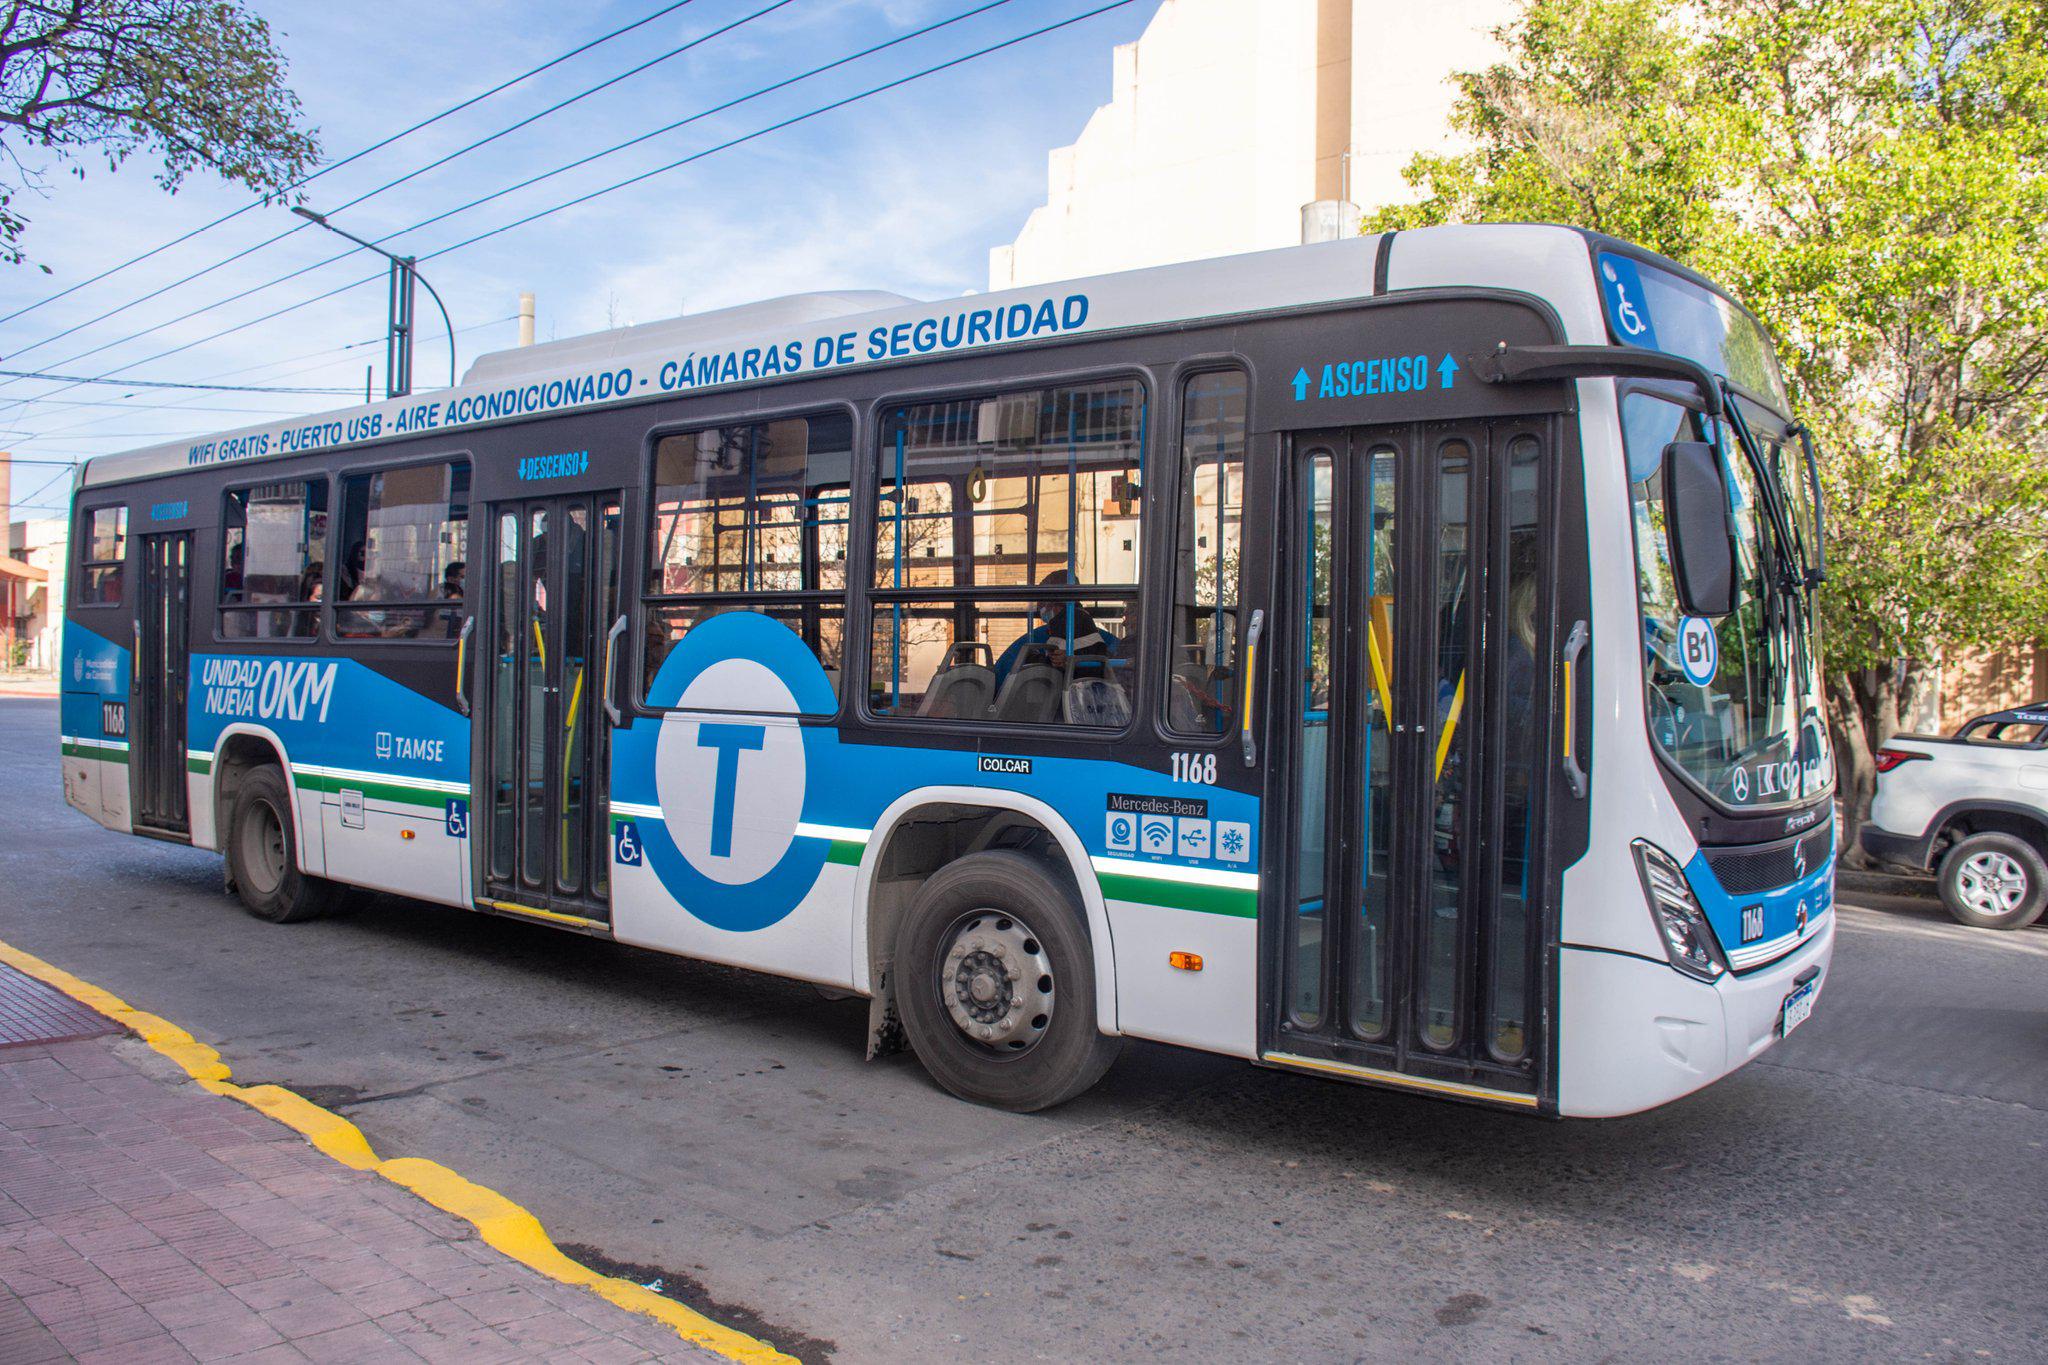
[826,840,863,866]
[62,742,129,764]
[292,770,458,808]
[1096,871,1257,919]
[186,755,211,775]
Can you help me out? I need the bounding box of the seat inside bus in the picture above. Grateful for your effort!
[918,643,997,719]
[993,653,1063,723]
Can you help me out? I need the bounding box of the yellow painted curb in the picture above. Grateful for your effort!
[0,937,797,1365]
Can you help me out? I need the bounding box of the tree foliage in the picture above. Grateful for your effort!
[1370,0,2048,848]
[0,0,319,266]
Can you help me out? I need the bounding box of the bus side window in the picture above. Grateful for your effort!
[1166,370,1247,736]
[79,505,127,605]
[220,479,329,640]
[867,380,1146,728]
[331,461,470,641]
[642,414,848,708]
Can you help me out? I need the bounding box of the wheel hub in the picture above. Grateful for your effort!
[1959,851,2026,914]
[939,912,1054,1051]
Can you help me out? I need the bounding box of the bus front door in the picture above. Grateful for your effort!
[132,531,191,835]
[1269,421,1557,1106]
[480,495,624,925]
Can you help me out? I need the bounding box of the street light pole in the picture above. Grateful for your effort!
[291,205,458,398]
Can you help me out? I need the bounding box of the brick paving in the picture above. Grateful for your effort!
[0,1036,720,1362]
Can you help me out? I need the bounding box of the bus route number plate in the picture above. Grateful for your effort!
[1780,978,1817,1036]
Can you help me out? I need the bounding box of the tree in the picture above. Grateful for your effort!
[1370,0,2048,858]
[0,0,319,267]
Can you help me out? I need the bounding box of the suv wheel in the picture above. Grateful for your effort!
[1937,832,2048,930]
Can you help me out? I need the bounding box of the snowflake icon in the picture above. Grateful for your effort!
[1220,827,1246,857]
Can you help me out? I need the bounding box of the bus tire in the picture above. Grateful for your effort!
[1936,831,2047,930]
[895,851,1121,1112]
[226,766,336,924]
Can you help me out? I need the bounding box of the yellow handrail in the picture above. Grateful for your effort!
[1366,628,1395,730]
[1434,670,1466,781]
[559,664,584,870]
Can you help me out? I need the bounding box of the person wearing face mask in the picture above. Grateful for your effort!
[991,569,1114,687]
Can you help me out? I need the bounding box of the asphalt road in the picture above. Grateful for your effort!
[5,697,2044,1362]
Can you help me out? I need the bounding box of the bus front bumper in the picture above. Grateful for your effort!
[1557,912,1834,1118]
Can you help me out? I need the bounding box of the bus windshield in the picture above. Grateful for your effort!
[1623,391,1832,811]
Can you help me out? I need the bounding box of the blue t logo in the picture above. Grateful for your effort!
[697,723,765,858]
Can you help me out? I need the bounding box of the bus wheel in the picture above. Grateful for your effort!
[226,766,336,924]
[895,851,1121,1112]
[1937,832,2048,930]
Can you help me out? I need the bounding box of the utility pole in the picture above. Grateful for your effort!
[518,292,536,347]
[291,205,457,397]
[385,257,417,398]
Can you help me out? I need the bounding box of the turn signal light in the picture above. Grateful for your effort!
[1169,951,1203,972]
[399,829,416,841]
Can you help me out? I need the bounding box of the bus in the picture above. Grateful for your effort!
[57,224,1837,1117]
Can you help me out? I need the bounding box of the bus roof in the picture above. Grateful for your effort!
[76,223,1610,490]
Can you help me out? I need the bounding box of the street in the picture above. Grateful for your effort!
[4,697,2044,1362]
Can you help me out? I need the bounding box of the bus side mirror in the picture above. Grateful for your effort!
[1662,441,1736,618]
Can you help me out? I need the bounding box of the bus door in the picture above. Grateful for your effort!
[1269,420,1557,1103]
[479,495,624,923]
[132,531,191,834]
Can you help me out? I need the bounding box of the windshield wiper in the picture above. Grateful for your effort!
[1719,381,1807,601]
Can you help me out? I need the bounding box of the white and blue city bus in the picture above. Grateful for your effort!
[57,224,1836,1116]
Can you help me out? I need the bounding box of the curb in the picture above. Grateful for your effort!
[0,935,798,1365]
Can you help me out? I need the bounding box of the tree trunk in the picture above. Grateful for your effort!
[1832,660,1924,870]
[1830,674,1878,868]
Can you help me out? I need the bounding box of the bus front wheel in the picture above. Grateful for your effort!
[226,766,338,924]
[895,851,1121,1112]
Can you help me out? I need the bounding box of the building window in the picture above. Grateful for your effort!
[334,461,470,640]
[644,413,850,704]
[79,505,126,605]
[221,481,326,639]
[1165,370,1247,735]
[870,380,1145,726]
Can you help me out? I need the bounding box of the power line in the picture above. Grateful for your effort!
[0,0,702,333]
[419,3,1140,267]
[0,370,357,393]
[10,0,1015,398]
[365,0,1024,259]
[0,0,788,376]
[11,315,515,442]
[16,3,1137,403]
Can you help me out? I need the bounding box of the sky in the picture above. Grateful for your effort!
[0,0,1161,519]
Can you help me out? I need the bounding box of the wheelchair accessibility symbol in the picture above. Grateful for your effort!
[444,799,469,840]
[614,818,644,867]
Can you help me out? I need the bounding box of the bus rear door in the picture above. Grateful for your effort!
[132,530,191,836]
[478,494,624,926]
[1267,419,1560,1107]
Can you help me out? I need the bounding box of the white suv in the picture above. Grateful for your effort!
[1861,702,2048,929]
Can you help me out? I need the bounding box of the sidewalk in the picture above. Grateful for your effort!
[0,674,57,699]
[0,1004,721,1361]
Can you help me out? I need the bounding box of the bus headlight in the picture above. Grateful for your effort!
[1631,840,1727,981]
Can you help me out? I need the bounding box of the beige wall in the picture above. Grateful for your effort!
[10,517,67,672]
[1937,645,2046,732]
[990,0,1513,290]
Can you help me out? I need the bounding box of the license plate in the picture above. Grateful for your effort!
[1780,979,1818,1036]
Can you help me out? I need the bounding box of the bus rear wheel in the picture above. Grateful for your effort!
[227,766,337,924]
[895,851,1121,1112]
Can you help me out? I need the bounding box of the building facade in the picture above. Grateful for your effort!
[989,0,1514,290]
